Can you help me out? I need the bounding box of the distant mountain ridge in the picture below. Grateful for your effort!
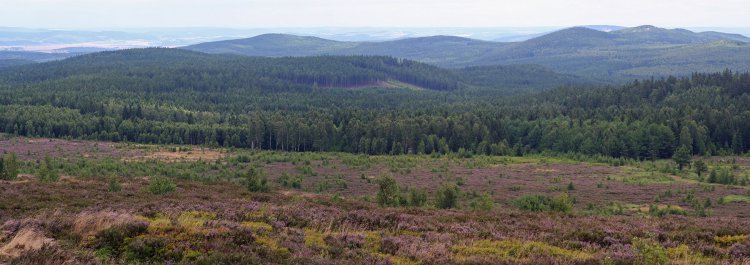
[186,33,358,57]
[0,51,77,62]
[581,25,626,32]
[612,25,750,44]
[185,25,750,81]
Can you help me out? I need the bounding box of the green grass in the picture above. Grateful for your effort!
[722,195,750,203]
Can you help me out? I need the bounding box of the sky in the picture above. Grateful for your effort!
[2,0,750,29]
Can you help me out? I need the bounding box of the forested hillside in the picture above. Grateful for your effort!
[0,59,34,68]
[0,48,460,91]
[0,48,748,159]
[457,64,592,90]
[185,26,750,81]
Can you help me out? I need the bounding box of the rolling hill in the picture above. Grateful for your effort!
[0,48,587,93]
[339,36,508,67]
[185,33,359,57]
[0,48,462,91]
[185,25,750,81]
[185,34,506,68]
[612,25,750,44]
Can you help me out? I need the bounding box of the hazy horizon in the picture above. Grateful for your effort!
[4,24,750,53]
[4,0,750,52]
[2,0,750,29]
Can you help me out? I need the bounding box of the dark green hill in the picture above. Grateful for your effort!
[0,59,35,68]
[520,27,617,49]
[0,48,460,91]
[1,48,593,93]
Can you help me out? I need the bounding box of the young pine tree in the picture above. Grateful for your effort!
[707,169,718,183]
[436,185,460,209]
[672,145,691,171]
[693,160,707,177]
[0,155,5,180]
[5,153,18,181]
[39,155,59,182]
[376,175,400,207]
[149,177,176,195]
[567,181,576,191]
[731,132,744,155]
[244,166,269,193]
[408,188,427,207]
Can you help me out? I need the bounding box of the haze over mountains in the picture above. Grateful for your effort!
[0,26,560,51]
[3,25,750,84]
[186,25,750,82]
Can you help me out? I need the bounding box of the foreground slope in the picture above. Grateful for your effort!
[1,137,749,264]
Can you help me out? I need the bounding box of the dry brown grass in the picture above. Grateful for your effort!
[124,149,224,162]
[0,228,54,258]
[72,211,141,239]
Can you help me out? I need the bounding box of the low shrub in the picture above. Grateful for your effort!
[647,205,687,217]
[0,152,18,180]
[436,185,460,209]
[376,175,400,207]
[278,173,302,189]
[38,156,59,182]
[244,167,270,193]
[149,177,176,195]
[93,222,149,258]
[108,176,122,192]
[514,193,573,213]
[408,188,428,207]
[632,238,668,265]
[470,193,494,211]
[124,235,181,263]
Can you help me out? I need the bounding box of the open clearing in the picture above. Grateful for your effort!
[1,137,750,264]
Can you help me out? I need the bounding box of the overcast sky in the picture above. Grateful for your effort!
[2,0,750,29]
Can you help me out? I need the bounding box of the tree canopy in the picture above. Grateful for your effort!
[0,49,748,159]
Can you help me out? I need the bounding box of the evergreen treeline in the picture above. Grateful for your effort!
[0,48,748,158]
